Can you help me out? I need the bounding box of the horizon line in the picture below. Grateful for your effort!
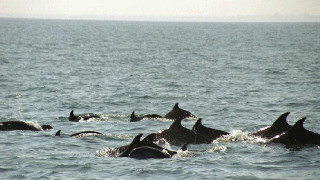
[1,14,320,23]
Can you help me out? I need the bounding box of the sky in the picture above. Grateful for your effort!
[0,0,319,22]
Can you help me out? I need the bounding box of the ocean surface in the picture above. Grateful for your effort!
[0,18,320,179]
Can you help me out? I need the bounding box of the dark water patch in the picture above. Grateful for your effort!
[0,167,15,173]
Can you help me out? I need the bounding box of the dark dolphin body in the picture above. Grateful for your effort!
[118,133,179,158]
[69,110,100,122]
[253,112,291,138]
[163,103,196,120]
[130,111,163,122]
[0,121,52,131]
[270,117,320,148]
[156,118,211,146]
[192,118,229,142]
[128,146,171,159]
[55,130,102,137]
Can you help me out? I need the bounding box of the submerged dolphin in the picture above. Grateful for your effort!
[192,118,229,142]
[156,118,211,146]
[0,121,52,131]
[130,111,163,122]
[163,103,196,120]
[253,112,291,138]
[55,130,102,137]
[69,110,100,122]
[270,117,320,148]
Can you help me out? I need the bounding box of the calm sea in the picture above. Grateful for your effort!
[0,18,320,179]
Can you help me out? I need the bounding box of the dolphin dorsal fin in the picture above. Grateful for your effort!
[292,117,307,130]
[197,118,203,126]
[69,110,75,119]
[119,133,143,157]
[170,118,183,129]
[131,111,136,118]
[181,143,188,151]
[192,118,203,131]
[272,112,290,127]
[131,133,143,145]
[55,130,61,136]
[173,103,179,110]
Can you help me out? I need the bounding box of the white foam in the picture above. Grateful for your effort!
[206,146,228,152]
[172,149,193,158]
[212,130,267,144]
[24,121,43,131]
[72,133,101,138]
[95,147,119,157]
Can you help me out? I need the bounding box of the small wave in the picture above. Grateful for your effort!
[59,114,129,122]
[97,133,137,142]
[184,116,199,121]
[206,146,228,152]
[213,130,267,144]
[78,118,102,122]
[103,114,128,118]
[266,69,286,75]
[71,133,102,138]
[139,117,172,122]
[132,116,197,122]
[109,133,138,139]
[99,114,130,122]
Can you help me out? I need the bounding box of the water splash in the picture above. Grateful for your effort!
[78,114,127,122]
[213,130,267,144]
[206,146,228,152]
[172,149,193,158]
[143,117,173,122]
[95,147,119,157]
[154,137,172,148]
[71,133,102,138]
[24,121,43,131]
[78,118,101,122]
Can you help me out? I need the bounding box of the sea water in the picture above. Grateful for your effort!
[0,18,320,179]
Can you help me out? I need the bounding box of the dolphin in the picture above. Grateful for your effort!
[163,103,197,120]
[118,134,144,157]
[118,133,179,157]
[69,110,100,122]
[0,121,52,131]
[128,146,171,159]
[253,112,291,138]
[192,118,229,142]
[130,111,163,122]
[55,130,102,137]
[139,133,183,156]
[270,117,320,148]
[156,118,211,146]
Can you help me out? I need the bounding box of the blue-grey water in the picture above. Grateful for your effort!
[1,18,320,179]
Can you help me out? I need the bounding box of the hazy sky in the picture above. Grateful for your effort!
[1,0,319,21]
